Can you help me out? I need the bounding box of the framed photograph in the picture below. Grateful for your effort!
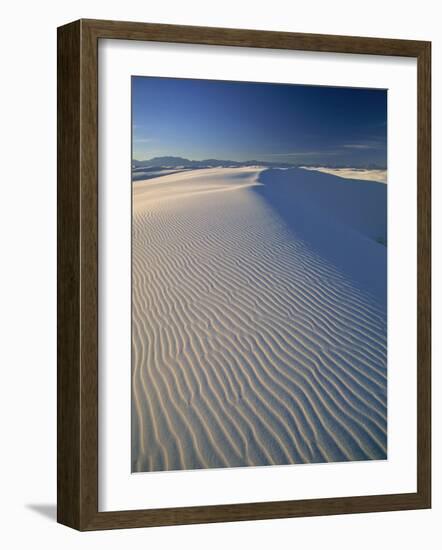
[57,19,431,530]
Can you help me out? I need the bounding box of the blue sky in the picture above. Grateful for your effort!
[132,76,387,167]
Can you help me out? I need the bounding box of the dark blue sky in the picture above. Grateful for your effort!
[132,76,387,167]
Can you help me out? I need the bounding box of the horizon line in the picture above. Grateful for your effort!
[131,154,387,170]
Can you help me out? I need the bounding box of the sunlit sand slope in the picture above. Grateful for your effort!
[132,167,387,472]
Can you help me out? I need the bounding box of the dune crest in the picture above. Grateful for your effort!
[132,167,387,472]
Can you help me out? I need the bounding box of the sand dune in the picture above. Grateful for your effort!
[301,166,387,184]
[131,167,387,472]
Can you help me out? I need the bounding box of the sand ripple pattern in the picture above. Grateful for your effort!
[132,168,387,472]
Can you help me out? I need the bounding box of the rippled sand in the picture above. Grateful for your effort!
[131,167,387,472]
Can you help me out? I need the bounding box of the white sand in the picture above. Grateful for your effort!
[301,166,387,184]
[132,167,387,472]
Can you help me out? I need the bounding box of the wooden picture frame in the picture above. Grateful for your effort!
[57,18,431,530]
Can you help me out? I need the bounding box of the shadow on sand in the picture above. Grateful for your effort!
[254,168,387,305]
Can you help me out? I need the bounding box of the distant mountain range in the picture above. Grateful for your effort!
[132,156,386,171]
[132,156,294,170]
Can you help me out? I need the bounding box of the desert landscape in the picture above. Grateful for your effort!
[131,165,387,472]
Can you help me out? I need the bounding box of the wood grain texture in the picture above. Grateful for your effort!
[416,42,431,506]
[83,18,427,56]
[57,19,431,531]
[57,20,81,529]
